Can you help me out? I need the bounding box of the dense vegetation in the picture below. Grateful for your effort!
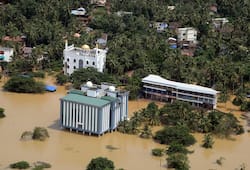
[118,101,244,169]
[86,157,115,170]
[0,0,249,99]
[3,76,45,93]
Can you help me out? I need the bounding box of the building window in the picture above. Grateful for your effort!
[74,59,76,63]
[92,61,95,65]
[67,58,69,62]
[73,66,76,69]
[79,59,83,68]
[67,65,69,68]
[86,61,89,65]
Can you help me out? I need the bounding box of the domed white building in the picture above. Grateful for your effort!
[63,41,107,75]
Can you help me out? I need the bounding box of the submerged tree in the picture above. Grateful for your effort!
[86,157,115,170]
[202,134,214,149]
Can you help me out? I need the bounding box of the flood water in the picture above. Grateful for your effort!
[0,76,249,170]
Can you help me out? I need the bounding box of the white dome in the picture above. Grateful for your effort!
[86,81,93,87]
[109,86,116,92]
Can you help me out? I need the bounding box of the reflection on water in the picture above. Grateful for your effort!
[0,76,249,170]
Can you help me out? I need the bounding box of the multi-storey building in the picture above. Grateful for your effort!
[142,74,218,109]
[59,82,129,135]
[63,41,107,75]
[177,27,198,43]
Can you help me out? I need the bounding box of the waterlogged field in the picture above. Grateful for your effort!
[0,76,249,170]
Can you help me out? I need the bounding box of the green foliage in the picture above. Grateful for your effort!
[166,153,190,170]
[151,148,164,157]
[3,76,45,93]
[30,71,45,78]
[218,91,230,103]
[86,157,115,170]
[166,143,189,155]
[0,107,5,118]
[154,126,196,146]
[240,101,250,111]
[202,134,214,149]
[160,101,244,137]
[56,73,68,85]
[10,161,30,169]
[32,127,49,141]
[70,68,116,89]
[139,124,152,139]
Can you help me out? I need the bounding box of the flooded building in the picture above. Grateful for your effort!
[63,41,107,75]
[142,74,218,109]
[59,82,129,135]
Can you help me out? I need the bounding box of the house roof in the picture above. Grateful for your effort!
[142,74,218,95]
[61,93,111,107]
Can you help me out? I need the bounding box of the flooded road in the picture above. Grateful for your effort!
[0,76,249,170]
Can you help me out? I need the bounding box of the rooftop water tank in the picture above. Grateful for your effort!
[109,86,116,92]
[86,81,93,87]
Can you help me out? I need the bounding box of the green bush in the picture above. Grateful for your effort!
[86,157,115,170]
[4,76,45,93]
[166,143,189,155]
[167,153,189,170]
[32,71,45,78]
[232,96,244,106]
[202,134,214,149]
[32,127,49,141]
[0,107,5,118]
[10,161,30,169]
[240,101,250,111]
[151,148,164,157]
[56,73,68,85]
[154,126,196,146]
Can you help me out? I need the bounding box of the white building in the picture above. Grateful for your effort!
[63,41,107,75]
[60,82,129,135]
[212,18,229,29]
[0,47,14,62]
[142,74,218,109]
[177,27,198,43]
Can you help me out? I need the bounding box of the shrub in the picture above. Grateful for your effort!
[32,127,49,141]
[86,157,115,170]
[232,96,244,106]
[152,148,164,157]
[56,73,68,85]
[0,107,5,118]
[32,71,45,78]
[154,126,196,146]
[10,161,30,169]
[240,101,250,111]
[3,76,45,93]
[202,134,214,149]
[166,143,189,155]
[167,153,189,170]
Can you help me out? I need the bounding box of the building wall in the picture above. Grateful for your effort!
[63,46,107,75]
[60,100,107,134]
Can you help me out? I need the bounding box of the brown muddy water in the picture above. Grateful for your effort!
[0,76,249,170]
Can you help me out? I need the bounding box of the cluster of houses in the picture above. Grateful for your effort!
[150,4,230,57]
